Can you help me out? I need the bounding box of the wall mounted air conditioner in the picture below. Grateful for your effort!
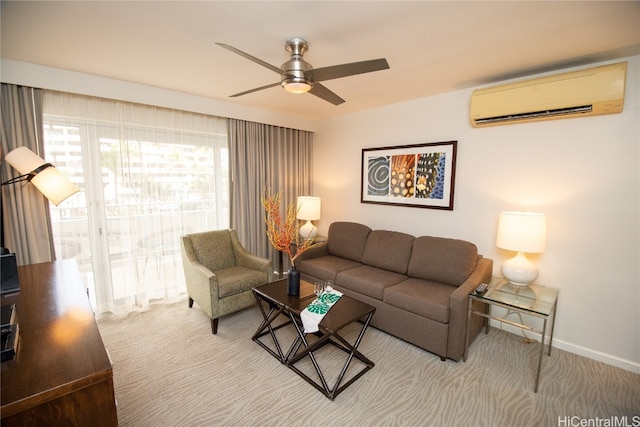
[470,61,627,127]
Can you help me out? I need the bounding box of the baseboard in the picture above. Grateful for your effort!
[489,320,640,374]
[552,339,640,374]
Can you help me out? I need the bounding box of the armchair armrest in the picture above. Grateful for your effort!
[187,260,218,288]
[229,230,274,282]
[180,239,220,317]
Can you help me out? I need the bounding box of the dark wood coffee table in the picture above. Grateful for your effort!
[252,279,375,400]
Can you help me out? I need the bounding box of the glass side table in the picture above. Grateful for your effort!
[464,276,559,393]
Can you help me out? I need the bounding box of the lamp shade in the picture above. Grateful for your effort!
[4,146,47,175]
[4,147,80,206]
[496,211,547,253]
[30,167,80,206]
[296,196,321,220]
[297,196,321,239]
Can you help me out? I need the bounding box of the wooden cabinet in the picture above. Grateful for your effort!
[1,260,118,426]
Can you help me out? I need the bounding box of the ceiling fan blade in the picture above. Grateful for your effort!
[216,42,282,75]
[309,83,345,105]
[230,82,281,98]
[310,58,390,82]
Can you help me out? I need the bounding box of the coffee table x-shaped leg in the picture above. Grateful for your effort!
[252,298,303,363]
[285,310,375,400]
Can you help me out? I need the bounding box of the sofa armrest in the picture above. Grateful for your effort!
[447,257,493,360]
[295,241,329,263]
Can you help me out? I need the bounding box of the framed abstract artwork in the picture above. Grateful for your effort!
[361,141,457,210]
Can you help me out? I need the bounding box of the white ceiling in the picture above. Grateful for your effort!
[2,1,639,121]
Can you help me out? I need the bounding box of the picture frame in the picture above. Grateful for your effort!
[361,140,457,210]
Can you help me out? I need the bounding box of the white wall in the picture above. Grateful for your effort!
[313,56,640,372]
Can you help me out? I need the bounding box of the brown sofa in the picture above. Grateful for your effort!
[296,221,492,361]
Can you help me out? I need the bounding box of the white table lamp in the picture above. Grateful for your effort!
[297,196,321,239]
[496,211,547,287]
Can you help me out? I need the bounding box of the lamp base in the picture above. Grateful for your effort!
[502,251,538,287]
[299,220,317,239]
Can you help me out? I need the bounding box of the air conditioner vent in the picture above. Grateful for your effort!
[474,105,593,125]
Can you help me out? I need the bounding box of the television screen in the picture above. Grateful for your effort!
[1,253,20,294]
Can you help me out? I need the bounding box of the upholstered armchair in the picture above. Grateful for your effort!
[180,229,273,334]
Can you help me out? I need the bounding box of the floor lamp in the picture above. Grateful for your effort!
[1,146,80,249]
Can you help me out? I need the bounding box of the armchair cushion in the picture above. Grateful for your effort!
[215,266,272,298]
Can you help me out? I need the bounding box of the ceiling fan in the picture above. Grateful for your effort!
[216,37,390,105]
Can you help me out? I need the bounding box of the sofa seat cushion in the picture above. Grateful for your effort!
[384,278,455,324]
[337,265,407,300]
[407,236,478,286]
[361,230,415,274]
[298,255,363,282]
[215,266,270,298]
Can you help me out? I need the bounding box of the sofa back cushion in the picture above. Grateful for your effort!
[328,222,372,262]
[361,230,415,274]
[408,236,478,286]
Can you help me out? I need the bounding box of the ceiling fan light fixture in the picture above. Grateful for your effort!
[282,78,312,94]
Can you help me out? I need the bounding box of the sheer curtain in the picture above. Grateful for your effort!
[43,91,229,316]
[1,84,55,265]
[228,119,313,272]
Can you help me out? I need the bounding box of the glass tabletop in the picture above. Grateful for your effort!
[475,277,559,316]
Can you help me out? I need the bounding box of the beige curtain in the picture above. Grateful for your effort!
[228,119,313,271]
[1,84,54,265]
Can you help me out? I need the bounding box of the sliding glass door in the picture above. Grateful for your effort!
[43,93,228,315]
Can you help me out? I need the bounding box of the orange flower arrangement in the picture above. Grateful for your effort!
[261,190,315,267]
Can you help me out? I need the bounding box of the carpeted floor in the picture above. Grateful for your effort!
[97,299,640,427]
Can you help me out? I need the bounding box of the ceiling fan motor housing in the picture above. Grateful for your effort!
[281,38,313,90]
